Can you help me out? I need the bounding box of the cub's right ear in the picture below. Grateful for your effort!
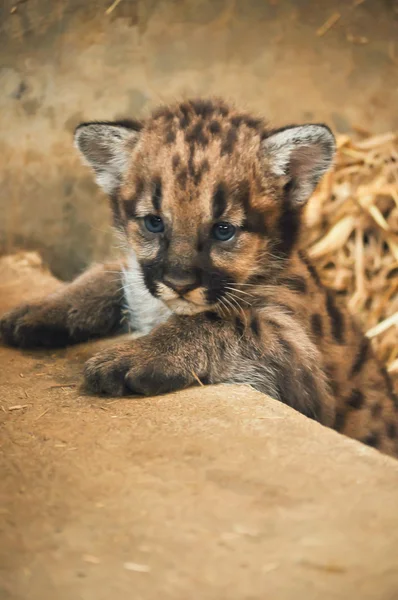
[74,120,142,194]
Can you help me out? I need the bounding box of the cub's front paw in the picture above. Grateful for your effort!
[0,304,70,348]
[84,343,192,397]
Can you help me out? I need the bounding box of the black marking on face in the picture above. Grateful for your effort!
[152,177,162,212]
[362,431,380,448]
[250,315,260,337]
[311,313,323,338]
[275,192,301,258]
[347,389,365,410]
[220,126,238,156]
[204,270,234,305]
[238,180,267,235]
[212,183,228,220]
[325,292,344,344]
[281,275,307,293]
[350,337,370,376]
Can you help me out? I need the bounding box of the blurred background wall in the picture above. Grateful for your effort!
[1,0,397,279]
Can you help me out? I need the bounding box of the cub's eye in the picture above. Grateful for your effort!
[144,215,164,234]
[212,222,236,242]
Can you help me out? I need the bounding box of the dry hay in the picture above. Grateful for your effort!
[304,131,398,384]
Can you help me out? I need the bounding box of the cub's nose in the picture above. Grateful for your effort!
[163,275,198,296]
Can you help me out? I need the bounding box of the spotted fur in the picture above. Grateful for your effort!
[1,98,397,457]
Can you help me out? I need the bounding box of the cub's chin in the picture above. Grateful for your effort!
[165,297,209,316]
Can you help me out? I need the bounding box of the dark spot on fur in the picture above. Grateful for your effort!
[209,120,221,134]
[177,168,188,189]
[172,154,180,171]
[371,402,382,418]
[325,292,345,344]
[350,337,370,376]
[152,107,174,121]
[387,421,397,439]
[185,121,209,147]
[274,194,301,258]
[300,369,324,421]
[220,127,238,155]
[334,409,347,432]
[281,275,307,293]
[347,389,365,410]
[190,99,215,118]
[250,315,260,337]
[311,313,323,338]
[380,367,398,408]
[205,311,223,323]
[188,148,195,177]
[165,128,176,144]
[362,431,380,448]
[235,316,245,337]
[193,159,210,186]
[299,251,322,286]
[179,104,191,129]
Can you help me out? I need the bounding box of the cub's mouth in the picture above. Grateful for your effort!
[156,282,213,315]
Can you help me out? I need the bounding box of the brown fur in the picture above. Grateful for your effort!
[1,98,397,457]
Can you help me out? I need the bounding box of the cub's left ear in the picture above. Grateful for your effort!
[262,124,336,205]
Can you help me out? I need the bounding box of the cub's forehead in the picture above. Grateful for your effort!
[132,99,266,178]
[120,99,272,217]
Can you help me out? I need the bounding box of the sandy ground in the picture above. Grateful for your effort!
[1,253,398,600]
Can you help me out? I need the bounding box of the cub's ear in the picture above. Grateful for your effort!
[74,120,142,194]
[262,124,335,205]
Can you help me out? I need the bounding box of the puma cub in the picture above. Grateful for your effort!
[1,99,397,456]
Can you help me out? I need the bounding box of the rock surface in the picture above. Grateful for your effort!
[1,253,398,600]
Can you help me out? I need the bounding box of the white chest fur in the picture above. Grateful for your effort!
[122,252,171,335]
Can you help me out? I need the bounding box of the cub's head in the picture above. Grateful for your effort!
[75,99,335,315]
